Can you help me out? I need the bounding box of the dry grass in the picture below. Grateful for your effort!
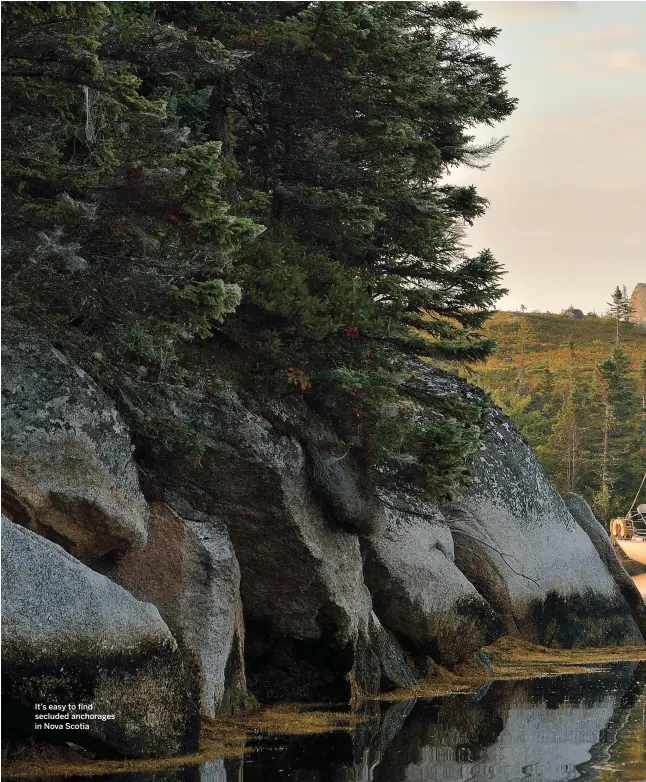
[2,734,246,779]
[203,702,366,741]
[380,637,646,701]
[3,704,365,779]
[478,636,646,684]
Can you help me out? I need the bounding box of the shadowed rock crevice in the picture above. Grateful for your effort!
[244,620,358,703]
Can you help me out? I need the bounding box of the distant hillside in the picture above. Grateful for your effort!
[466,311,646,521]
[475,310,646,383]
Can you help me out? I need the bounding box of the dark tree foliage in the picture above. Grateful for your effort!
[2,2,515,497]
[2,2,262,456]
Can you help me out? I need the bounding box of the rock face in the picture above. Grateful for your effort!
[3,321,644,750]
[1,517,199,757]
[433,368,644,647]
[364,493,501,668]
[97,500,253,717]
[564,492,646,641]
[629,282,646,327]
[149,388,415,702]
[1,319,148,557]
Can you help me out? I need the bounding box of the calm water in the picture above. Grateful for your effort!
[234,664,646,782]
[40,662,645,782]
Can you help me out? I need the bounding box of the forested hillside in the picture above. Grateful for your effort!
[467,310,646,521]
[2,1,515,501]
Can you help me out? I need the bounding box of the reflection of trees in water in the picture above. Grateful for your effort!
[524,662,639,710]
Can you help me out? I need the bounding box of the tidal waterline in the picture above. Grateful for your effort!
[237,663,646,782]
[6,662,645,782]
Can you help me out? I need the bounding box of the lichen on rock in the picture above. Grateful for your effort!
[95,500,254,717]
[1,319,149,557]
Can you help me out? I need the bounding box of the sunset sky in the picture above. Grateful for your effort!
[450,1,646,314]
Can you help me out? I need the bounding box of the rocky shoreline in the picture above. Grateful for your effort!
[4,638,646,780]
[2,319,645,759]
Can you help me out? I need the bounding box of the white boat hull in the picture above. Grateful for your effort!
[616,538,646,566]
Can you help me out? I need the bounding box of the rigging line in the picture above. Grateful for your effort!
[629,471,646,514]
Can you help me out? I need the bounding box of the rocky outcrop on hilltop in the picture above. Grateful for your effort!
[629,283,646,327]
[1,322,643,759]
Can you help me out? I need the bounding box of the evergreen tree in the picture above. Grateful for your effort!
[593,345,640,518]
[567,337,576,393]
[514,318,536,392]
[146,2,517,493]
[607,285,633,343]
[3,2,516,497]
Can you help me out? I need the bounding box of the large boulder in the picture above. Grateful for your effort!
[248,393,384,535]
[147,387,415,702]
[423,366,645,647]
[1,517,199,758]
[96,500,254,717]
[1,319,148,557]
[364,493,502,668]
[564,492,646,641]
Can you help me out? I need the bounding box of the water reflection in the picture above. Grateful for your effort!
[239,663,646,782]
[23,663,646,782]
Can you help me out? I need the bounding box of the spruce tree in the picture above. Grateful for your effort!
[151,1,518,494]
[607,285,633,343]
[3,2,517,497]
[593,345,640,518]
[545,378,599,495]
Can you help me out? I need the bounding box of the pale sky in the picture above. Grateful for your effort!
[449,1,646,314]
